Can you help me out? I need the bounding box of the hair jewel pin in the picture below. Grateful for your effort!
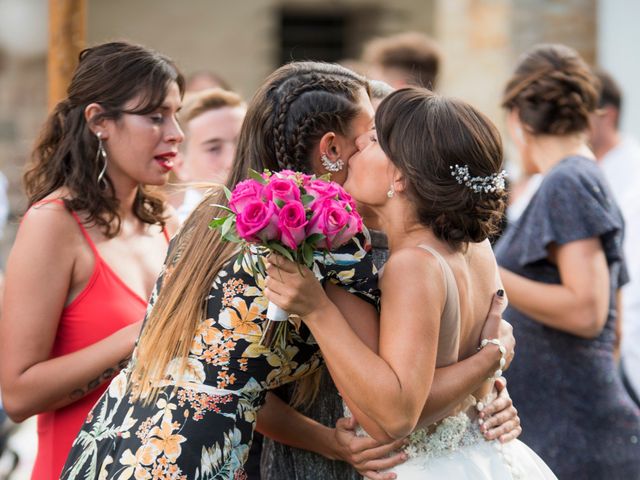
[450,164,507,194]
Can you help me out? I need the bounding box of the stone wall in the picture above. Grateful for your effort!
[0,0,599,264]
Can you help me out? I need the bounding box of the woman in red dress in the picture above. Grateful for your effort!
[0,41,183,479]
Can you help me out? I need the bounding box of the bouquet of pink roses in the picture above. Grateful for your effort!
[210,169,363,348]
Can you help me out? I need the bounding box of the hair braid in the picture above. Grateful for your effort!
[272,75,354,171]
[290,111,340,170]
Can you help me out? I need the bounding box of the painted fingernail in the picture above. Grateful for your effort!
[476,401,485,411]
[497,289,505,297]
[478,418,484,425]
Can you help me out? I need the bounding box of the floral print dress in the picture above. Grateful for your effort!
[60,234,378,480]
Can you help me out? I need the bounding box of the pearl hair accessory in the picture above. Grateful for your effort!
[479,338,507,380]
[450,164,507,194]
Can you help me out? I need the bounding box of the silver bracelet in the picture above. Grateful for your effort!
[479,338,507,379]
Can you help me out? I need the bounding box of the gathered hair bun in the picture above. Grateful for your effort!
[376,88,506,249]
[502,44,599,135]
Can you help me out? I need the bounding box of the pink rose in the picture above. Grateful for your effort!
[278,201,308,250]
[229,179,265,214]
[274,169,298,178]
[235,200,279,242]
[264,177,301,205]
[304,179,342,207]
[307,198,363,249]
[332,203,363,247]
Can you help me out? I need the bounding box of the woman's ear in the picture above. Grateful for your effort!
[318,131,341,161]
[507,109,526,146]
[84,103,109,139]
[392,168,406,194]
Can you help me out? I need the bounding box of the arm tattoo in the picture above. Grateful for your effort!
[68,355,132,401]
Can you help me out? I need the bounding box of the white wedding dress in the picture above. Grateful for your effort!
[346,245,556,479]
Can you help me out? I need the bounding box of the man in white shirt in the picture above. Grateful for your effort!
[590,69,640,405]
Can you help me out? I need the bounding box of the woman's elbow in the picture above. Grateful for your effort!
[567,305,606,339]
[1,393,31,423]
[376,409,420,440]
[382,418,417,440]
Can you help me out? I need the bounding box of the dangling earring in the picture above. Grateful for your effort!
[321,153,344,173]
[387,184,395,198]
[96,132,108,189]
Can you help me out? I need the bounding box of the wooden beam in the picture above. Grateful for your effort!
[48,0,86,111]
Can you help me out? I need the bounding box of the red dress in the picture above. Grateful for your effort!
[29,201,168,480]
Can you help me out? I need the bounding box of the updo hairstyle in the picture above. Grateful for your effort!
[376,87,506,248]
[502,43,600,135]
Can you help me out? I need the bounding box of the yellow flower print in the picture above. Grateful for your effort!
[218,298,263,337]
[118,445,158,480]
[165,358,206,385]
[333,268,356,284]
[148,420,187,464]
[191,319,224,355]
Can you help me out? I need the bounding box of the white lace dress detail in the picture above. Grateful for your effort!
[404,406,485,462]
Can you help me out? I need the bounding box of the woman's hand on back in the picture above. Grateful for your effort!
[478,377,522,443]
[480,291,515,371]
[334,416,408,480]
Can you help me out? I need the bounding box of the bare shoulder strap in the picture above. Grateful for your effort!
[29,199,99,256]
[417,244,461,367]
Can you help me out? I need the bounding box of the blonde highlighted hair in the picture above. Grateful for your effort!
[130,62,369,404]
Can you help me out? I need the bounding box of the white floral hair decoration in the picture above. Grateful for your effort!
[449,164,508,194]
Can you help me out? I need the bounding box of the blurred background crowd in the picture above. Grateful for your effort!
[0,0,639,478]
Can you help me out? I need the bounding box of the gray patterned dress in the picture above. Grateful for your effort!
[495,156,640,479]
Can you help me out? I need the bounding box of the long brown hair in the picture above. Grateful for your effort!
[131,62,369,403]
[24,41,185,237]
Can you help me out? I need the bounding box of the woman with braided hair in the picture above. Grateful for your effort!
[495,44,640,478]
[61,61,519,480]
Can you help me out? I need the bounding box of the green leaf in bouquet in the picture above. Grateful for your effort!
[223,185,233,200]
[249,168,268,185]
[301,194,315,206]
[266,241,295,262]
[274,198,286,209]
[318,173,332,182]
[306,233,325,247]
[301,242,315,267]
[210,204,235,214]
[209,217,227,229]
[255,253,268,278]
[221,216,235,239]
[223,230,241,243]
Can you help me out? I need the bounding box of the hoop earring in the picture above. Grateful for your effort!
[387,184,395,198]
[321,153,344,173]
[96,132,108,189]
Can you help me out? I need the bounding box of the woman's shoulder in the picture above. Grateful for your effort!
[381,246,446,289]
[22,191,77,235]
[542,156,602,190]
[14,192,82,267]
